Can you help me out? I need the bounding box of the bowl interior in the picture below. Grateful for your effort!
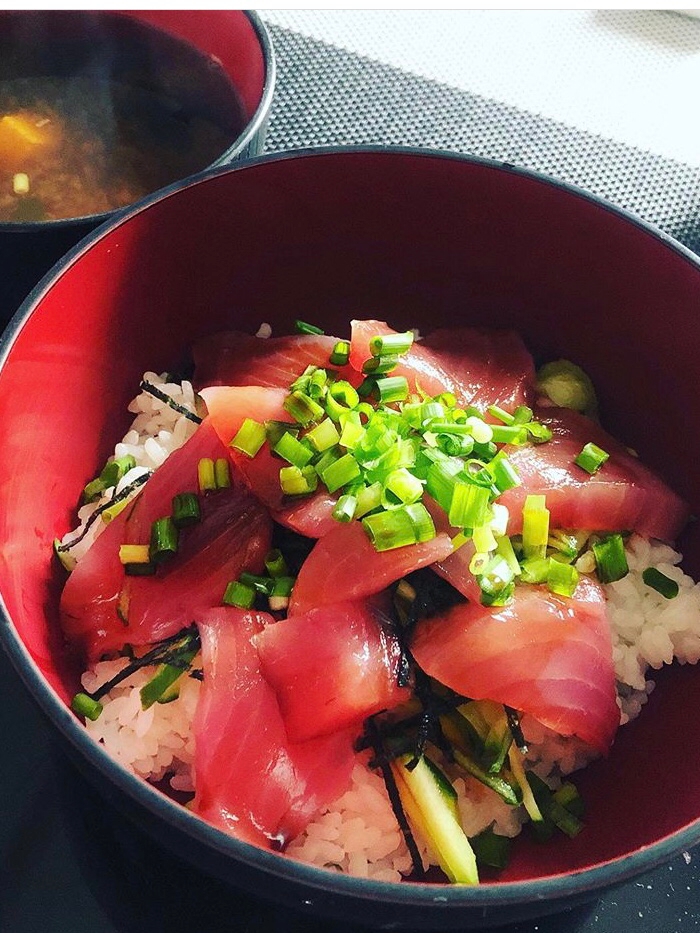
[1,150,699,888]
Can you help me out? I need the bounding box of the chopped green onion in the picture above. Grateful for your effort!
[369,331,414,357]
[642,566,679,599]
[522,494,550,560]
[362,502,436,551]
[265,420,299,448]
[495,535,521,577]
[547,559,579,597]
[197,457,216,493]
[593,533,629,583]
[283,390,325,427]
[239,571,274,595]
[313,446,342,479]
[172,492,201,529]
[574,442,609,475]
[269,576,295,611]
[376,375,409,404]
[362,354,399,375]
[354,481,383,517]
[484,451,521,493]
[307,367,328,399]
[140,648,197,710]
[520,556,550,584]
[223,580,256,609]
[305,418,341,452]
[465,416,493,445]
[319,453,361,493]
[280,464,318,496]
[448,481,491,529]
[329,340,351,366]
[489,425,528,446]
[214,458,231,489]
[124,561,156,577]
[294,320,324,335]
[477,556,516,607]
[71,692,103,721]
[150,517,179,563]
[119,544,151,565]
[472,524,497,554]
[265,549,289,578]
[332,494,358,523]
[230,418,267,458]
[383,468,423,507]
[357,376,376,398]
[487,405,515,426]
[273,431,315,468]
[339,413,365,449]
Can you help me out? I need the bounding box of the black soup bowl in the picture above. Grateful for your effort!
[1,148,700,929]
[0,9,274,322]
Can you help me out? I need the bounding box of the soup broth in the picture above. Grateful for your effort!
[0,12,246,222]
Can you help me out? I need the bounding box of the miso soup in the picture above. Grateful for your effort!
[0,12,246,223]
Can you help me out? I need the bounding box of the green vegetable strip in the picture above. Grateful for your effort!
[574,441,609,475]
[140,648,198,710]
[294,320,325,335]
[149,517,178,563]
[369,331,414,357]
[223,580,256,609]
[172,492,201,529]
[642,566,679,599]
[230,418,267,458]
[273,431,315,468]
[522,495,549,559]
[593,533,629,583]
[264,549,289,578]
[329,340,351,366]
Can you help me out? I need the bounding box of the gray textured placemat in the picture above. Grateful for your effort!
[263,24,700,254]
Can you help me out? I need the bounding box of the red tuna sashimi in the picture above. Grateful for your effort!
[289,520,454,617]
[500,407,689,542]
[201,384,338,538]
[349,320,535,412]
[193,330,356,390]
[256,600,410,742]
[423,495,481,602]
[192,607,356,847]
[411,575,618,754]
[60,420,270,659]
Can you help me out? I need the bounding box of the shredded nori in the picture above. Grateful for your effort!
[139,379,202,424]
[84,625,200,702]
[56,472,151,553]
[505,705,528,754]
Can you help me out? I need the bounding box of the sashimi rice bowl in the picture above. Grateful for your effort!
[2,151,700,925]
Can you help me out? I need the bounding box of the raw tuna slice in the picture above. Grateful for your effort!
[410,575,618,754]
[192,607,356,847]
[201,384,338,538]
[349,320,535,412]
[289,520,454,617]
[193,330,356,390]
[256,600,410,742]
[423,495,481,602]
[60,420,270,659]
[500,407,689,542]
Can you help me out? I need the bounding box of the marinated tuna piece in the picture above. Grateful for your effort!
[256,599,410,742]
[501,407,689,543]
[289,520,454,617]
[411,575,618,754]
[60,420,271,659]
[192,607,356,847]
[193,330,355,389]
[349,319,535,412]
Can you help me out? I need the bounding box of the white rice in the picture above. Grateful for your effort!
[71,374,700,881]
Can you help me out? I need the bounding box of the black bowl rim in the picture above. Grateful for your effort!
[2,144,700,913]
[0,9,276,233]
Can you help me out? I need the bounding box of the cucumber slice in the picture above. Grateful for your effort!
[391,754,479,885]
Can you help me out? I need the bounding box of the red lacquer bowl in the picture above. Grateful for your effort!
[1,148,699,929]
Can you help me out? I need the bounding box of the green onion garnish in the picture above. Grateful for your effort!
[519,556,550,585]
[305,418,341,452]
[592,533,629,583]
[280,464,318,496]
[574,442,609,475]
[214,458,231,489]
[273,431,315,468]
[642,566,679,599]
[269,575,295,611]
[119,544,151,565]
[124,562,157,577]
[522,495,550,560]
[383,468,423,507]
[376,375,409,404]
[332,494,358,523]
[230,418,267,458]
[284,390,325,427]
[140,648,198,710]
[265,420,299,448]
[71,692,104,721]
[319,453,361,493]
[294,320,325,335]
[546,559,579,597]
[149,517,179,563]
[265,549,289,578]
[239,571,275,595]
[369,331,414,357]
[362,354,399,375]
[362,502,436,551]
[329,340,351,366]
[172,492,201,529]
[448,481,491,530]
[223,580,256,609]
[197,457,217,493]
